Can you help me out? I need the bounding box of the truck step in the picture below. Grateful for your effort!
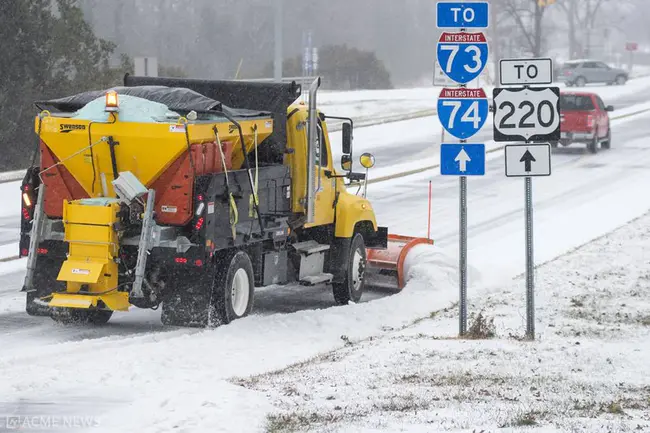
[300,273,334,286]
[292,240,330,255]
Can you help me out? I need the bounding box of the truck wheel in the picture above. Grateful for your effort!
[26,292,51,317]
[208,251,255,326]
[25,257,66,317]
[51,308,113,325]
[333,233,366,305]
[161,268,215,328]
[588,136,598,154]
[602,128,611,149]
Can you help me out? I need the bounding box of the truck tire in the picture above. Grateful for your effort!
[207,251,255,326]
[51,308,113,325]
[25,256,65,317]
[332,233,366,305]
[602,128,611,149]
[26,292,51,317]
[588,135,598,154]
[161,268,215,327]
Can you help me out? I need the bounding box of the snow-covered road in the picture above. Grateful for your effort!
[2,81,650,432]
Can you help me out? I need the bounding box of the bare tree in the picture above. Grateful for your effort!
[502,0,550,57]
[558,0,609,58]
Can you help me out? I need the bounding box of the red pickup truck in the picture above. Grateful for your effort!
[554,91,614,153]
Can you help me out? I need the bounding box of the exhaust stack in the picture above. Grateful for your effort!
[305,77,321,224]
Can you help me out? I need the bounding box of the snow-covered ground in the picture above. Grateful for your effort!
[241,211,650,433]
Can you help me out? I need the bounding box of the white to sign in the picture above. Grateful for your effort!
[505,144,551,177]
[500,58,553,86]
[493,87,560,142]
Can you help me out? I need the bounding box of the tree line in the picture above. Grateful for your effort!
[0,0,129,171]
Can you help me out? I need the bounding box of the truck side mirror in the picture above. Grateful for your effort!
[342,122,352,155]
[341,154,352,172]
[606,105,614,112]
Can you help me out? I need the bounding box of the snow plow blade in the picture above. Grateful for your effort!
[365,235,434,291]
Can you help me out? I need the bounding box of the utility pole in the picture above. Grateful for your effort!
[274,0,284,82]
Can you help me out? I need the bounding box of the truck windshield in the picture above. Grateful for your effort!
[560,95,595,111]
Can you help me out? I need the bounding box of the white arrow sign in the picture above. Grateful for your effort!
[455,148,471,172]
[505,143,552,177]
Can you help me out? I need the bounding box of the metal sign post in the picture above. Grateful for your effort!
[459,150,468,335]
[505,143,551,339]
[436,1,489,337]
[494,58,560,339]
[524,174,534,338]
[497,68,555,342]
[434,1,490,337]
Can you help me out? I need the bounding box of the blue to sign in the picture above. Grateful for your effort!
[437,88,488,140]
[437,2,489,28]
[440,144,485,176]
[436,32,488,84]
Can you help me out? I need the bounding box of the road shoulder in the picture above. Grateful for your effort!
[238,211,650,433]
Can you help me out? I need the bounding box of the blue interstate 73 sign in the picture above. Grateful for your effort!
[437,88,488,140]
[437,2,489,28]
[436,32,489,84]
[440,143,486,176]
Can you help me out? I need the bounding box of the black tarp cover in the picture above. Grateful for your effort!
[122,75,303,164]
[37,86,270,119]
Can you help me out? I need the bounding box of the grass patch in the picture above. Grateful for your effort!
[570,297,585,307]
[375,393,429,412]
[397,371,509,389]
[500,410,543,427]
[265,411,343,433]
[464,312,496,340]
[602,401,625,415]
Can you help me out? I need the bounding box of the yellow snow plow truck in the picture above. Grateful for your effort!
[20,75,432,326]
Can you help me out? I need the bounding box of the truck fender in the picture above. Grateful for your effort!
[334,194,378,238]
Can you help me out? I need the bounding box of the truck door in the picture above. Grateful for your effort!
[312,119,336,226]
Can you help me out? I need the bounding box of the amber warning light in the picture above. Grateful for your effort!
[105,91,119,112]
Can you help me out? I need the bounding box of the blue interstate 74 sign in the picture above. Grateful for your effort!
[437,2,489,28]
[437,88,488,140]
[440,143,486,176]
[436,32,488,84]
